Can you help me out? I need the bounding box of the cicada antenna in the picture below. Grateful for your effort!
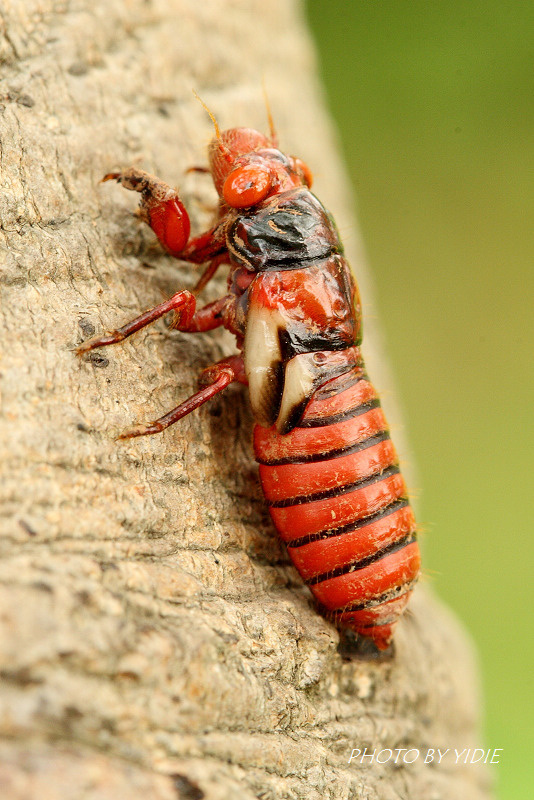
[192,89,233,163]
[262,80,278,147]
[192,89,221,140]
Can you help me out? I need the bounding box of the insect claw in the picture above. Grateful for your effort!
[75,339,98,356]
[76,332,121,355]
[116,424,155,441]
[101,172,121,183]
[185,165,210,174]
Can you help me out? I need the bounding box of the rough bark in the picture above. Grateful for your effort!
[0,1,493,799]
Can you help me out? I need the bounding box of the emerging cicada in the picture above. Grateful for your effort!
[78,114,420,650]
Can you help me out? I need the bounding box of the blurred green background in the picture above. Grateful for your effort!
[306,2,533,799]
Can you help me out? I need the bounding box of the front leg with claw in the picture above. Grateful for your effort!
[103,167,191,256]
[103,167,229,265]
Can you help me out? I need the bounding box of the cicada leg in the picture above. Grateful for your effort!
[76,290,197,355]
[118,356,246,439]
[102,167,227,264]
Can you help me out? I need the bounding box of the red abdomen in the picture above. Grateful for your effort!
[253,366,420,650]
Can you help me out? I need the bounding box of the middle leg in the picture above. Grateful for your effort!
[76,290,197,355]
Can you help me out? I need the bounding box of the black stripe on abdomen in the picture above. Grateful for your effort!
[306,532,417,586]
[286,497,410,548]
[267,464,400,508]
[298,398,381,428]
[256,430,391,467]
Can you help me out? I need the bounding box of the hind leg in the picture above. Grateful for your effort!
[118,356,246,439]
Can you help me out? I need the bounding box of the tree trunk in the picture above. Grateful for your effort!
[0,1,493,798]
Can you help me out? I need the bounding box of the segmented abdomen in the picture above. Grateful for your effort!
[253,365,420,650]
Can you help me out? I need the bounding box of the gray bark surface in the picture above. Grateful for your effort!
[0,1,492,798]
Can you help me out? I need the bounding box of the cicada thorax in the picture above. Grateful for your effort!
[227,187,362,431]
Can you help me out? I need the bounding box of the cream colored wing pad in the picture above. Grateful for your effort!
[244,304,285,427]
[244,298,321,432]
[275,353,318,433]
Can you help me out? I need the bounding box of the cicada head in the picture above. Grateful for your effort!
[208,128,271,196]
[209,127,314,210]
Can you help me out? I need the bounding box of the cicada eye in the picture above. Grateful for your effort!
[293,157,313,188]
[222,164,272,208]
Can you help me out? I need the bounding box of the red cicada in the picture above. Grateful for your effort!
[78,115,421,650]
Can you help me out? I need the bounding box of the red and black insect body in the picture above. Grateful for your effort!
[78,118,421,650]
